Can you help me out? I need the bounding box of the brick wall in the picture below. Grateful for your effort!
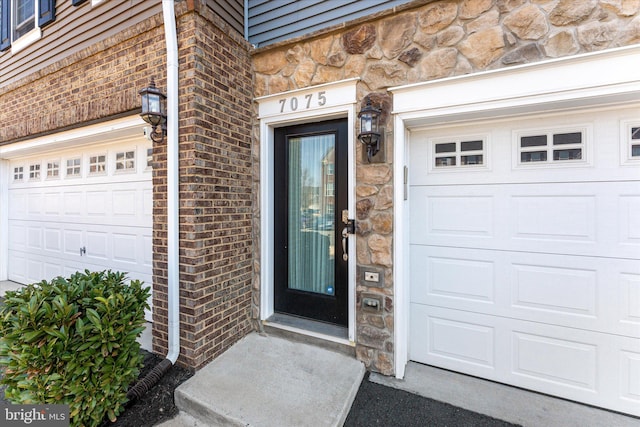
[151,4,254,369]
[0,15,166,143]
[1,1,255,370]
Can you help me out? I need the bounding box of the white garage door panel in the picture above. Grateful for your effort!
[410,305,640,415]
[7,140,153,321]
[9,250,151,290]
[411,245,639,337]
[410,181,639,259]
[408,106,640,416]
[10,184,150,228]
[9,221,151,277]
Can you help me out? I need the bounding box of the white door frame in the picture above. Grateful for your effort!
[391,45,640,378]
[256,78,359,344]
[0,159,8,280]
[0,116,147,283]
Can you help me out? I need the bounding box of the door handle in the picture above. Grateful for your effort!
[341,227,349,261]
[341,209,355,261]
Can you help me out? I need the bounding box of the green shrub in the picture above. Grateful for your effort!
[0,270,150,427]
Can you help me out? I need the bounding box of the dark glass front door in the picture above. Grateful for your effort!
[274,119,348,326]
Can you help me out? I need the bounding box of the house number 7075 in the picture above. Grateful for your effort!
[279,91,327,113]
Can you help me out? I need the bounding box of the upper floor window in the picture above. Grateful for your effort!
[13,0,34,40]
[0,0,56,53]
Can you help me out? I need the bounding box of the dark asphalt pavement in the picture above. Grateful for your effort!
[345,374,520,427]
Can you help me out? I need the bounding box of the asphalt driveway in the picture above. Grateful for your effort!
[345,373,519,427]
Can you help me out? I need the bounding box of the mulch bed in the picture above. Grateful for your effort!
[0,349,193,427]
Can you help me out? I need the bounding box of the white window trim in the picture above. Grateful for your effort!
[10,1,42,54]
[0,160,7,281]
[256,78,359,345]
[512,124,592,169]
[620,119,640,165]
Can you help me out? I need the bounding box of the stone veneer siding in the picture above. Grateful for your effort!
[251,0,640,374]
[0,2,255,370]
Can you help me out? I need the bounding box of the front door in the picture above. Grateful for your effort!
[274,119,348,326]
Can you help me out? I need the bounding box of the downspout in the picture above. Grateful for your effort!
[163,0,180,367]
[127,0,179,400]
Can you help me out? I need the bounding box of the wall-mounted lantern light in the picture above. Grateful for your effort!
[139,78,167,143]
[358,99,382,163]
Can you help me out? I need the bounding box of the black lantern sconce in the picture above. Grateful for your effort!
[139,78,167,143]
[358,99,383,163]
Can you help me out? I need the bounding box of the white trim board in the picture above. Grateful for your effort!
[0,116,147,160]
[0,160,8,281]
[255,78,359,344]
[391,46,640,379]
[390,45,640,128]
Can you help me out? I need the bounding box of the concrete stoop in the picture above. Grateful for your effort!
[163,332,365,427]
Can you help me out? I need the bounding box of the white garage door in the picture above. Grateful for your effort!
[7,139,153,316]
[408,106,640,416]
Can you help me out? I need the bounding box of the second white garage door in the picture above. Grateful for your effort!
[7,139,153,315]
[408,105,640,416]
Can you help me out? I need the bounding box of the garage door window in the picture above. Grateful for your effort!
[517,128,587,166]
[66,158,81,177]
[633,128,640,157]
[89,154,107,175]
[46,161,60,179]
[146,148,153,170]
[432,137,486,169]
[13,166,24,182]
[621,120,640,163]
[29,163,40,180]
[115,150,135,173]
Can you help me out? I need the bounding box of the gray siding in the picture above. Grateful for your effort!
[248,0,409,47]
[206,0,245,36]
[0,0,161,89]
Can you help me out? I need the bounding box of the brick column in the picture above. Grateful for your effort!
[152,4,254,369]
